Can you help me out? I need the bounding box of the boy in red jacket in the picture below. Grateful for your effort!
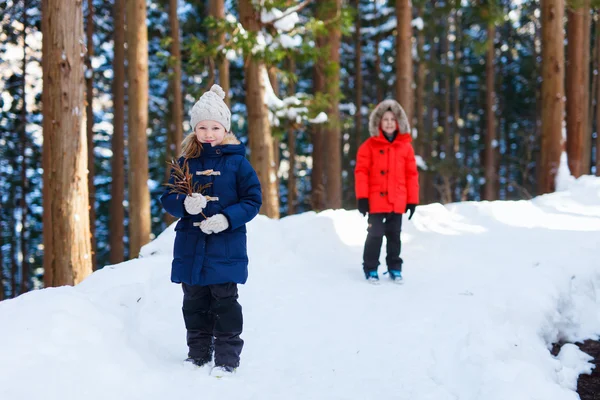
[354,100,419,283]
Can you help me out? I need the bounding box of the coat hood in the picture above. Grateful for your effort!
[368,99,410,137]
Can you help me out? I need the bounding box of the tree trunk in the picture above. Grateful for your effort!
[353,0,363,204]
[582,2,592,173]
[239,1,280,218]
[126,0,151,257]
[566,5,585,177]
[311,51,326,211]
[10,189,17,296]
[287,57,297,215]
[20,0,29,292]
[318,0,342,209]
[164,0,184,227]
[375,34,383,104]
[110,0,126,265]
[210,0,230,106]
[396,0,413,123]
[596,11,600,177]
[42,0,93,286]
[483,23,497,200]
[415,6,427,203]
[0,210,5,300]
[169,0,183,157]
[540,0,565,194]
[85,0,97,268]
[268,66,281,201]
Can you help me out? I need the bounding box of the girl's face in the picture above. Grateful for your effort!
[195,120,226,146]
[380,111,397,135]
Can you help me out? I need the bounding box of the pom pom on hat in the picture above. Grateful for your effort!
[189,84,231,132]
[210,84,226,100]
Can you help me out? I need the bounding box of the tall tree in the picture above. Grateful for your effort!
[20,0,29,292]
[566,3,586,177]
[483,22,497,200]
[354,0,363,160]
[318,0,342,209]
[287,57,298,215]
[210,0,230,106]
[396,0,413,123]
[85,0,97,268]
[169,0,183,157]
[126,0,151,257]
[415,4,428,203]
[596,11,600,177]
[540,0,565,193]
[239,0,280,218]
[110,0,126,264]
[581,2,592,174]
[42,0,93,286]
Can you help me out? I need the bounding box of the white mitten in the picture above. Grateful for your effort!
[199,214,229,234]
[184,193,207,215]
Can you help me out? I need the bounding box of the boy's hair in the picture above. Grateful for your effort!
[181,132,203,159]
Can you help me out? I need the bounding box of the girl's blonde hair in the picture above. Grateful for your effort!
[181,132,203,159]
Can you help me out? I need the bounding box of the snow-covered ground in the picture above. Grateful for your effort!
[1,177,600,400]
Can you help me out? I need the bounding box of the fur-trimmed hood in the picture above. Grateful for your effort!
[221,132,241,145]
[368,99,410,137]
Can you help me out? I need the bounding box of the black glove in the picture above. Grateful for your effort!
[406,204,417,220]
[357,198,369,216]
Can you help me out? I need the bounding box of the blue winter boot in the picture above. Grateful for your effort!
[364,270,380,284]
[386,270,403,284]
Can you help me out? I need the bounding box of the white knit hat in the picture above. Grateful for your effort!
[189,84,231,132]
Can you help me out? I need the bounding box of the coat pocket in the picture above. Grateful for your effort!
[227,231,248,261]
[174,230,202,260]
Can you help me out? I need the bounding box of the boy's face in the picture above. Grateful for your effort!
[381,111,397,135]
[195,120,227,146]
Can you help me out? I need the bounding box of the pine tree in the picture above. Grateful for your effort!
[110,0,126,264]
[126,0,151,257]
[41,0,93,286]
[540,0,565,193]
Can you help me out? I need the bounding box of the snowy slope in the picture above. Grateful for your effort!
[1,177,600,400]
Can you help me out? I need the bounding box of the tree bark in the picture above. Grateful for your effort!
[239,0,280,218]
[85,0,97,268]
[539,0,565,194]
[268,66,281,201]
[375,33,383,104]
[169,0,183,156]
[10,188,17,296]
[596,12,600,177]
[566,5,585,177]
[42,0,93,286]
[353,0,363,204]
[110,0,126,264]
[354,0,363,152]
[483,23,497,200]
[287,57,297,215]
[319,0,342,209]
[20,0,29,292]
[311,49,326,211]
[582,2,592,173]
[210,0,230,106]
[396,0,413,124]
[415,5,427,203]
[126,0,151,257]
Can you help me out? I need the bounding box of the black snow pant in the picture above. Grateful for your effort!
[362,213,403,274]
[181,282,243,368]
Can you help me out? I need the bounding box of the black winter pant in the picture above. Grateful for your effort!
[362,213,403,273]
[181,282,243,368]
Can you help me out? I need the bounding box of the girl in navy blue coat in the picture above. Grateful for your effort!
[161,85,262,377]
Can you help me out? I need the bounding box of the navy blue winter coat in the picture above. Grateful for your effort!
[160,135,262,286]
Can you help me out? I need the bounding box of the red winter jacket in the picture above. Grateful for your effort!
[355,100,419,214]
